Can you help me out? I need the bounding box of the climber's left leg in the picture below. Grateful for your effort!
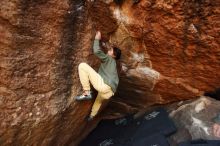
[89,85,114,120]
[76,62,103,100]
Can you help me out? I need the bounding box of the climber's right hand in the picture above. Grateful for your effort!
[95,31,101,40]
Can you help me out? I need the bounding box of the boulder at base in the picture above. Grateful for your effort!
[169,96,220,145]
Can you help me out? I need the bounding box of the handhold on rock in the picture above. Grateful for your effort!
[132,0,140,4]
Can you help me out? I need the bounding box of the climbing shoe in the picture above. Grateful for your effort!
[87,116,94,122]
[75,91,92,101]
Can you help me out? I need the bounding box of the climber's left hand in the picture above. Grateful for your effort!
[95,31,101,40]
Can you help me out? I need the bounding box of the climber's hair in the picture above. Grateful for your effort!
[113,47,121,60]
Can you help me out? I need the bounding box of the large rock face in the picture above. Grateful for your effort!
[0,0,219,145]
[105,0,220,115]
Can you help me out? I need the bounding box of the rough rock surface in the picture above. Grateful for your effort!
[169,96,220,145]
[105,0,220,116]
[0,0,219,145]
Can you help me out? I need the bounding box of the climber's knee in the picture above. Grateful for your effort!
[78,62,88,70]
[101,91,114,100]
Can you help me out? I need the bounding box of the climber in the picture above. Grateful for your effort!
[75,31,121,121]
[213,113,220,138]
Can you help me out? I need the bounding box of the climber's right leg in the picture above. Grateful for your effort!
[75,62,107,100]
[89,86,114,120]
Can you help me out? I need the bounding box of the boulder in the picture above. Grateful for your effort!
[0,0,219,145]
[169,96,220,145]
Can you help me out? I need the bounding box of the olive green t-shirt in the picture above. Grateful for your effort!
[93,39,119,93]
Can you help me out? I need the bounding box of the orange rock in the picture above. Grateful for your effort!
[0,0,219,145]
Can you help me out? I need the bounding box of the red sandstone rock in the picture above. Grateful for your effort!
[0,0,219,145]
[105,0,220,116]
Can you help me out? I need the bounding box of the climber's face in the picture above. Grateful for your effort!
[107,48,115,59]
